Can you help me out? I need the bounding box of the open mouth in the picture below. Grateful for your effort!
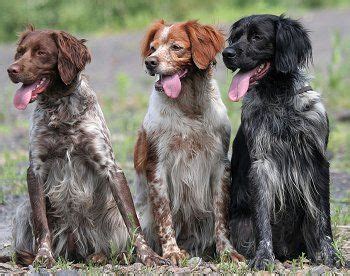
[154,69,188,99]
[228,62,270,102]
[13,77,51,110]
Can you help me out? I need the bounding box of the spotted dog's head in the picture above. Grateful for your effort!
[7,26,91,110]
[222,14,312,101]
[141,20,225,99]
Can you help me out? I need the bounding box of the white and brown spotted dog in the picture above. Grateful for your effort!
[133,20,244,264]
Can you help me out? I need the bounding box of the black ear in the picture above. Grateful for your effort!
[275,15,312,73]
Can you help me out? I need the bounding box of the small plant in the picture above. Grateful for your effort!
[53,256,73,270]
[0,188,4,205]
[10,252,16,266]
[332,239,346,267]
[110,241,119,266]
[266,261,275,273]
[298,252,307,269]
[291,258,299,273]
[121,215,140,265]
[179,256,189,267]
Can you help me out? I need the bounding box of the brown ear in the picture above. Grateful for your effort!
[17,24,35,45]
[52,31,91,85]
[184,21,225,70]
[141,19,165,58]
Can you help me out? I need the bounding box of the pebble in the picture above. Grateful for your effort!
[209,263,218,271]
[56,269,79,276]
[0,263,14,271]
[188,256,202,267]
[310,265,326,275]
[132,262,144,270]
[104,264,113,270]
[202,267,212,274]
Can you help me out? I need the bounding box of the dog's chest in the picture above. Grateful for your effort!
[144,98,225,216]
[147,106,222,168]
[242,91,311,145]
[30,121,84,167]
[30,115,112,219]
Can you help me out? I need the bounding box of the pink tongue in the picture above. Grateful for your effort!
[161,74,182,99]
[13,81,38,110]
[228,68,257,102]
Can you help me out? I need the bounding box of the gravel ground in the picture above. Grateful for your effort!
[0,7,349,275]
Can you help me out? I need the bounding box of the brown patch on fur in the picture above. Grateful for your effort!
[134,128,148,174]
[134,129,159,183]
[141,20,165,58]
[148,179,187,264]
[141,20,224,72]
[52,31,91,85]
[15,250,35,266]
[214,164,245,262]
[184,21,225,70]
[87,252,108,265]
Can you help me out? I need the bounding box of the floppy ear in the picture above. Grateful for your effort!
[275,15,312,73]
[141,19,165,58]
[52,31,91,85]
[184,21,225,70]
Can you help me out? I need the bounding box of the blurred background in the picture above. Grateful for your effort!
[0,0,349,263]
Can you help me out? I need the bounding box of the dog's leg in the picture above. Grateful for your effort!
[214,162,245,262]
[27,166,55,268]
[304,159,338,267]
[229,125,255,259]
[106,164,169,266]
[147,167,188,265]
[248,160,275,270]
[317,164,339,267]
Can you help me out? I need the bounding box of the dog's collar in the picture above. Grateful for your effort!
[297,85,313,94]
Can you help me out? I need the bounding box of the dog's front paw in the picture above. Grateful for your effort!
[137,246,171,266]
[220,249,245,263]
[249,245,275,270]
[320,241,340,267]
[87,252,108,265]
[163,248,189,266]
[33,247,55,268]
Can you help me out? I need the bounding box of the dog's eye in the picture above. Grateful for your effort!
[252,35,263,41]
[37,50,46,56]
[171,44,183,51]
[15,48,24,58]
[150,45,156,52]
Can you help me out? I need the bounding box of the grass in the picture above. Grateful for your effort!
[1,0,350,42]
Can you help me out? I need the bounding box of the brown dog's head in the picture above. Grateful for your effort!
[7,26,91,110]
[141,20,224,99]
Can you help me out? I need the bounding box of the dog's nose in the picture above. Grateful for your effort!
[222,47,236,58]
[7,64,20,75]
[145,57,159,70]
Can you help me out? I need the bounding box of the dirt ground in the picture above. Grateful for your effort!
[0,7,349,275]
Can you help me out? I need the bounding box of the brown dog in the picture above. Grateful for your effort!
[7,26,168,267]
[134,20,244,264]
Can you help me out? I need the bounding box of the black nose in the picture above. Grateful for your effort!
[7,64,20,75]
[145,56,159,70]
[222,47,236,58]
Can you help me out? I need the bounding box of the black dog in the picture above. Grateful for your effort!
[222,14,339,269]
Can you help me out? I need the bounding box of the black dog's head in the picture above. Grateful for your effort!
[222,14,312,101]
